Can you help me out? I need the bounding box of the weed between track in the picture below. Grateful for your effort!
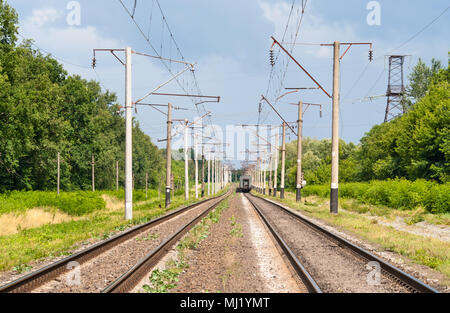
[229,215,243,238]
[142,196,231,293]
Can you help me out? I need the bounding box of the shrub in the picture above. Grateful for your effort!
[0,191,105,216]
[303,179,449,213]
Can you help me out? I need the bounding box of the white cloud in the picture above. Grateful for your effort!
[258,0,291,37]
[257,0,360,58]
[27,8,63,27]
[21,8,122,67]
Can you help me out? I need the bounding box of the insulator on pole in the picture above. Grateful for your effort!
[269,49,275,67]
[369,50,373,62]
[92,57,96,68]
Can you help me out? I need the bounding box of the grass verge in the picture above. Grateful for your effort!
[0,187,230,273]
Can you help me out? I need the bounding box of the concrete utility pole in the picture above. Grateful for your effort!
[57,152,60,195]
[116,161,119,191]
[184,119,189,200]
[207,152,211,196]
[269,153,273,196]
[91,155,95,192]
[215,159,218,193]
[256,158,259,192]
[296,101,303,202]
[280,122,286,199]
[269,36,372,212]
[216,159,219,193]
[274,130,279,197]
[165,103,172,207]
[259,157,262,193]
[201,144,205,197]
[211,153,216,194]
[220,162,222,190]
[263,150,267,195]
[124,46,133,220]
[330,41,340,214]
[194,133,199,199]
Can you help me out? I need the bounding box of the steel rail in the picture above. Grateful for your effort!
[0,193,227,293]
[103,190,232,293]
[244,193,322,293]
[249,193,439,293]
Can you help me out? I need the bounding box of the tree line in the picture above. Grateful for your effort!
[281,55,449,188]
[0,1,167,192]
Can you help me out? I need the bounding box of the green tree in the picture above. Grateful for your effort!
[0,0,18,47]
[406,58,442,106]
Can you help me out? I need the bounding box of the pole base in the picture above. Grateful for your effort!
[263,188,266,195]
[296,188,301,202]
[280,188,285,199]
[165,190,171,208]
[330,188,338,214]
[269,188,272,196]
[273,188,277,197]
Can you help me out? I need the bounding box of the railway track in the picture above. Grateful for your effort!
[245,193,439,293]
[0,190,231,293]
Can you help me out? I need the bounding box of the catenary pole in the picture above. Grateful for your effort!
[124,47,133,220]
[184,119,189,200]
[296,101,303,202]
[280,122,286,199]
[330,42,340,214]
[274,130,279,197]
[208,152,211,195]
[165,103,172,207]
[194,133,198,199]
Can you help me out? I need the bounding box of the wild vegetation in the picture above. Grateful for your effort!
[0,1,166,192]
[0,187,229,272]
[273,55,450,214]
[302,179,449,214]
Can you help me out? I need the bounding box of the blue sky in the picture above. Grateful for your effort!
[8,0,450,164]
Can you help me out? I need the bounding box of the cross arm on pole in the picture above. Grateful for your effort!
[260,95,297,136]
[319,42,373,61]
[271,36,331,98]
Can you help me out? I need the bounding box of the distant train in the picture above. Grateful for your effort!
[237,175,252,193]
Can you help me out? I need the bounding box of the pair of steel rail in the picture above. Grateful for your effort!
[245,193,439,294]
[0,191,231,293]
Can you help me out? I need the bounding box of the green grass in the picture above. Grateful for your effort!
[0,186,230,272]
[0,189,167,217]
[0,190,106,216]
[302,179,450,214]
[229,215,243,238]
[142,194,231,293]
[98,189,159,202]
[256,190,450,286]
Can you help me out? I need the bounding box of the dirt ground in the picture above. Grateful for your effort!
[172,193,303,293]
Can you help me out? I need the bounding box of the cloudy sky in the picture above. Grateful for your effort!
[8,0,450,163]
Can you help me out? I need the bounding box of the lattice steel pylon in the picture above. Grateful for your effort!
[384,55,407,122]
